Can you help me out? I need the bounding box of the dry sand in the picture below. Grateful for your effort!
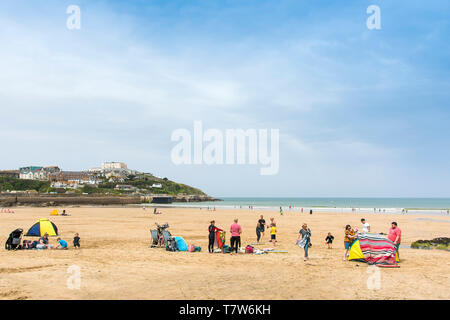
[0,206,449,300]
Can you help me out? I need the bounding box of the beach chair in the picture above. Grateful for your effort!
[150,230,159,247]
[162,230,171,246]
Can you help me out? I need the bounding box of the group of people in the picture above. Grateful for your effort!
[20,232,80,250]
[256,215,277,245]
[343,218,402,260]
[207,215,402,262]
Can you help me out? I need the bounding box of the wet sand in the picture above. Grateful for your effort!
[0,207,449,300]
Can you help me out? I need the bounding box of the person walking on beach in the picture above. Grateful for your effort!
[388,222,402,259]
[280,206,284,216]
[73,233,80,249]
[208,220,222,253]
[361,218,370,233]
[297,223,311,261]
[230,219,242,254]
[309,209,313,215]
[344,225,356,260]
[325,232,334,249]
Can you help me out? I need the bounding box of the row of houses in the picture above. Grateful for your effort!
[19,166,61,180]
[1,162,162,192]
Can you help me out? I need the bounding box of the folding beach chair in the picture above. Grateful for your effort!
[162,230,171,246]
[150,230,159,247]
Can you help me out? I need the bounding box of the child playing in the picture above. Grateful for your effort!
[73,233,80,249]
[325,232,334,249]
[270,223,277,246]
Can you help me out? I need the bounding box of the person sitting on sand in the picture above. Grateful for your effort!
[61,209,68,216]
[73,233,81,249]
[55,237,68,250]
[35,239,49,250]
[40,233,49,245]
[270,223,277,246]
[344,225,356,260]
[325,232,334,249]
[22,239,31,250]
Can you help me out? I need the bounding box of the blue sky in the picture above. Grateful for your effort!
[0,0,449,197]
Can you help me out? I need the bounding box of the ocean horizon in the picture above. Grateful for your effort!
[152,197,450,216]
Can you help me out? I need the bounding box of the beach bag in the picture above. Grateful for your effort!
[245,245,254,254]
[188,244,195,252]
[194,246,201,252]
[166,237,178,252]
[222,245,232,253]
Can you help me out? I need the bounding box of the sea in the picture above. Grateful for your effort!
[150,197,450,216]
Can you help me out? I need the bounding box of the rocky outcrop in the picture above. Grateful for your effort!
[173,194,219,202]
[411,237,450,250]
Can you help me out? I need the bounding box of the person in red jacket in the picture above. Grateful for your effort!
[208,220,223,253]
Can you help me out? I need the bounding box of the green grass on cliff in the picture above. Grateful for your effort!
[0,175,206,196]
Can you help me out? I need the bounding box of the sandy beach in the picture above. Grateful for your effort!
[0,206,449,300]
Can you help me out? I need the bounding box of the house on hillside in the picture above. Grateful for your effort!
[19,166,43,180]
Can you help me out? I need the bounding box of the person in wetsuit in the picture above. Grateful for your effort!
[208,220,223,253]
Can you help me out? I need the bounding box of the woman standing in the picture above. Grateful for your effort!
[297,223,311,261]
[230,219,242,254]
[208,220,222,253]
[344,224,356,260]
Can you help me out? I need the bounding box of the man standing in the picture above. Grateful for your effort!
[258,215,266,240]
[230,219,242,254]
[361,218,370,233]
[388,222,402,258]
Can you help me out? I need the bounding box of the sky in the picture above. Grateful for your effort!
[0,0,449,197]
